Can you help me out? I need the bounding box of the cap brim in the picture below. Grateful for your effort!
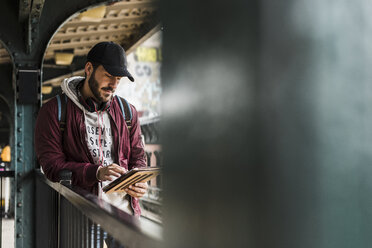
[102,64,135,82]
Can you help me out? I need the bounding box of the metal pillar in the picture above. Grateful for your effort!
[161,0,372,248]
[13,67,40,248]
[161,0,259,247]
[257,1,372,247]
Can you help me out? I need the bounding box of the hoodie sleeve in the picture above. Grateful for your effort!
[128,104,147,169]
[34,97,100,186]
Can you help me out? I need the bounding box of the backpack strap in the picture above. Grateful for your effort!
[57,94,132,133]
[56,93,68,132]
[115,95,132,131]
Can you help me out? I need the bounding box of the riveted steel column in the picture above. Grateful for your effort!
[14,67,40,248]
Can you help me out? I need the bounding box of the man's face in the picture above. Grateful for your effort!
[88,65,122,103]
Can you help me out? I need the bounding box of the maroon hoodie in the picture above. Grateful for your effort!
[34,94,146,216]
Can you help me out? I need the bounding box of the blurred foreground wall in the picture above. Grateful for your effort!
[161,0,372,247]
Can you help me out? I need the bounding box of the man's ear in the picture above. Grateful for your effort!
[85,62,93,78]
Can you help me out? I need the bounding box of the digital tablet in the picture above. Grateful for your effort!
[102,167,160,194]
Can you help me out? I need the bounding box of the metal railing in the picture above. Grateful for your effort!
[140,186,162,223]
[35,169,162,248]
[140,117,162,224]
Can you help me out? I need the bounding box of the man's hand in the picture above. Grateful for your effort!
[97,163,126,181]
[125,182,148,199]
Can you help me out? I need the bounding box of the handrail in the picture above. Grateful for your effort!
[36,170,162,248]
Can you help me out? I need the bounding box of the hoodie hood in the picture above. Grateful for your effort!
[61,76,85,111]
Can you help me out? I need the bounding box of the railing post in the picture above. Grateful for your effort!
[58,169,72,248]
[59,169,72,186]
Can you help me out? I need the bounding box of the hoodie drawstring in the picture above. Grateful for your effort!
[95,107,105,166]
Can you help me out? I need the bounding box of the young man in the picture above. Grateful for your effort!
[35,41,147,216]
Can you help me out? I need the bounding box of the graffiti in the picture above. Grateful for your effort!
[135,64,152,77]
[116,31,162,118]
[135,47,162,62]
[116,76,162,118]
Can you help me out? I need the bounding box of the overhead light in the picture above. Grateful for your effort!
[42,86,53,94]
[54,52,74,65]
[79,6,106,22]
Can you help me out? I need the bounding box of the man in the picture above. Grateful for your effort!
[35,41,147,217]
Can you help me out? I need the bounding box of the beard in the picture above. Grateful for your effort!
[88,71,114,103]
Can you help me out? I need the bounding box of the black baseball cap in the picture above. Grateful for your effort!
[87,41,134,82]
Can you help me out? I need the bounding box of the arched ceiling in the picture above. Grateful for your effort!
[35,0,159,98]
[44,0,158,62]
[0,0,159,96]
